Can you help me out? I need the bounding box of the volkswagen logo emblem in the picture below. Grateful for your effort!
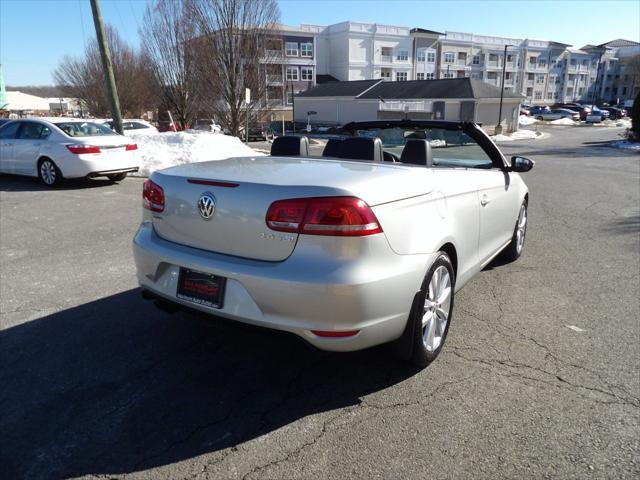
[197,193,216,220]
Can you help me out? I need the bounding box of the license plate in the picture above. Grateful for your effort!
[176,268,226,309]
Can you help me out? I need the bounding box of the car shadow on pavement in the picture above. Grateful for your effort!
[0,289,418,479]
[0,174,121,192]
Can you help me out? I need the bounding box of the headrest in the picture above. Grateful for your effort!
[270,135,309,156]
[400,139,433,167]
[322,138,343,157]
[337,137,383,162]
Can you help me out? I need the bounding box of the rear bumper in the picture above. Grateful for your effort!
[133,222,432,351]
[86,167,139,178]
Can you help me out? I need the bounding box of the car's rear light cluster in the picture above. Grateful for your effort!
[266,196,382,237]
[66,144,101,154]
[126,144,138,151]
[312,329,360,338]
[143,179,165,212]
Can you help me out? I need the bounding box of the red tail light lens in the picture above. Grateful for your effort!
[66,144,101,154]
[125,144,138,151]
[143,179,164,212]
[312,330,360,338]
[266,196,382,236]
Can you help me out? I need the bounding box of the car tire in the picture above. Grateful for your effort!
[107,172,128,182]
[536,116,544,121]
[38,158,62,187]
[501,200,528,263]
[402,252,455,368]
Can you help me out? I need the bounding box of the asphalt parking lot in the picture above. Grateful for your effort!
[1,125,638,479]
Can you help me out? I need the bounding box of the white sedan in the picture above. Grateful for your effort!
[0,118,140,186]
[133,120,533,367]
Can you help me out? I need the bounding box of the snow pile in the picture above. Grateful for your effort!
[510,129,540,140]
[492,129,541,142]
[549,118,577,126]
[610,140,640,152]
[429,139,447,148]
[127,131,264,176]
[519,115,537,126]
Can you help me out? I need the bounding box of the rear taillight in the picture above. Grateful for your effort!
[143,179,164,212]
[266,196,382,237]
[66,144,101,154]
[126,144,138,151]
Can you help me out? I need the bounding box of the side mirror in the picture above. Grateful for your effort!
[510,156,535,173]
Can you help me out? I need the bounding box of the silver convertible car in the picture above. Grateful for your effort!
[134,120,533,367]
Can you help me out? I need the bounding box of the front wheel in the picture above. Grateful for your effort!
[407,252,455,367]
[38,158,62,187]
[501,201,528,262]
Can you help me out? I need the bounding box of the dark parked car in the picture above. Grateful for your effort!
[0,118,12,128]
[602,106,627,119]
[246,125,273,141]
[528,106,551,116]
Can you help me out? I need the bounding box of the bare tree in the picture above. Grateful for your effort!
[190,0,281,135]
[141,0,199,128]
[53,26,155,117]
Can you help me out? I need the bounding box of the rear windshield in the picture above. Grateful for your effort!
[54,121,118,137]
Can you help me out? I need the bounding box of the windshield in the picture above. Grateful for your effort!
[54,121,119,137]
[355,126,494,169]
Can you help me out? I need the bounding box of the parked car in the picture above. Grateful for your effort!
[193,119,222,133]
[602,106,627,119]
[553,103,591,120]
[0,119,11,128]
[99,119,158,134]
[247,125,273,141]
[585,111,603,123]
[134,120,533,367]
[158,120,186,132]
[534,109,580,121]
[0,118,139,186]
[590,106,610,119]
[520,105,531,116]
[528,106,551,116]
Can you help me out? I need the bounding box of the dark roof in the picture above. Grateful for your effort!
[316,74,340,84]
[598,38,640,48]
[298,78,523,100]
[297,79,381,98]
[360,78,523,100]
[410,27,444,35]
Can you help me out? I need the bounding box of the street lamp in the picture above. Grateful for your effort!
[495,44,515,135]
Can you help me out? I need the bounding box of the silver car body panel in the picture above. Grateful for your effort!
[134,149,529,351]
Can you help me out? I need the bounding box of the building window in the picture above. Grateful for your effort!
[396,50,409,61]
[622,87,628,95]
[416,72,425,80]
[396,71,408,81]
[417,50,426,62]
[505,72,512,80]
[443,72,454,79]
[489,53,498,62]
[472,55,481,65]
[570,59,577,66]
[536,74,545,84]
[380,70,391,79]
[526,87,533,96]
[444,52,455,63]
[538,58,547,67]
[285,42,298,56]
[300,43,313,57]
[582,59,588,66]
[529,56,538,65]
[546,92,553,100]
[528,73,534,81]
[553,92,558,99]
[286,91,294,105]
[286,67,298,81]
[427,52,435,63]
[301,67,313,81]
[426,72,435,79]
[506,54,514,63]
[534,91,542,100]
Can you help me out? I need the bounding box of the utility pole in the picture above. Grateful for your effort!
[496,44,509,135]
[89,0,123,134]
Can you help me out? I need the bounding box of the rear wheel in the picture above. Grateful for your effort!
[107,172,128,182]
[38,158,62,187]
[407,252,455,367]
[501,201,528,262]
[536,116,544,121]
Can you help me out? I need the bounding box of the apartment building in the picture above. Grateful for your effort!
[263,22,639,117]
[261,24,321,120]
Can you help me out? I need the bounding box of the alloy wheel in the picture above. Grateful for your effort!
[422,265,452,352]
[516,204,527,253]
[40,161,56,185]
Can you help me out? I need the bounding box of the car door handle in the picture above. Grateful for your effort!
[480,195,491,206]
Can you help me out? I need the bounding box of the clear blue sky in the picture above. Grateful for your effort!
[1,0,639,85]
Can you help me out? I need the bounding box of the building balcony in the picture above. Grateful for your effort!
[380,55,393,63]
[266,74,283,85]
